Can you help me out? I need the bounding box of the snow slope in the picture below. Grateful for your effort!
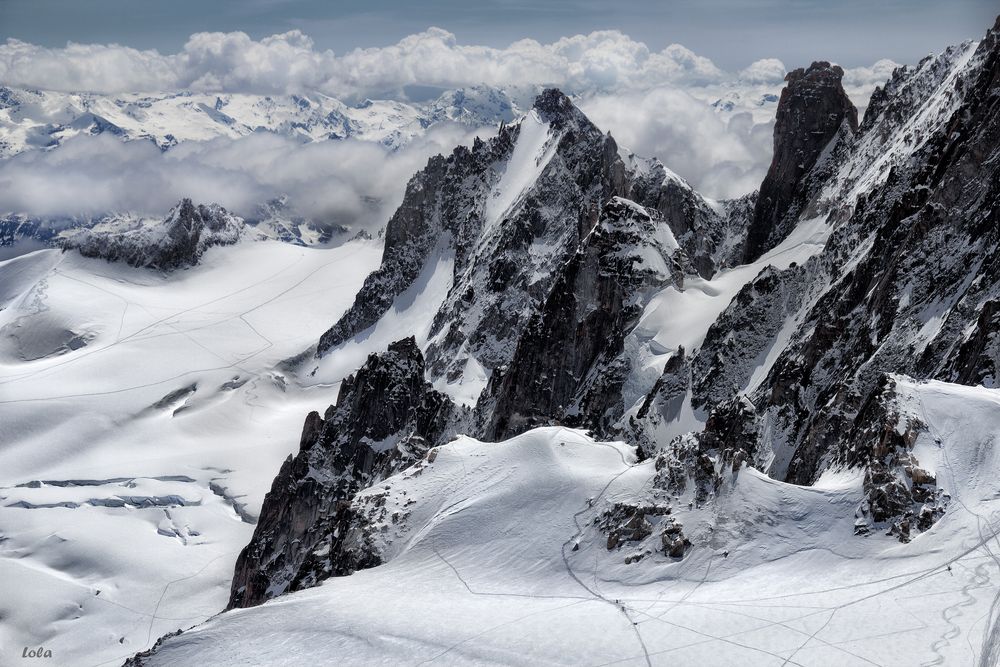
[482,110,557,235]
[621,214,833,442]
[0,239,382,666]
[137,380,1000,665]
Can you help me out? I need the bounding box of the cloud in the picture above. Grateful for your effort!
[841,58,902,89]
[0,28,726,98]
[841,59,901,116]
[579,88,774,200]
[738,58,787,84]
[0,39,178,93]
[0,123,485,230]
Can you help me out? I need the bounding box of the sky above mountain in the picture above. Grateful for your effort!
[2,0,995,70]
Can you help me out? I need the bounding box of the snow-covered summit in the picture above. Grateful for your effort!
[0,84,526,157]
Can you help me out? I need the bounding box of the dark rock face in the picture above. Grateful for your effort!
[691,264,808,413]
[0,214,65,253]
[315,146,487,354]
[744,62,858,263]
[619,347,691,460]
[650,395,756,505]
[840,376,946,541]
[219,18,1000,627]
[64,199,243,270]
[862,41,973,141]
[942,299,1000,387]
[679,20,1000,486]
[480,197,683,439]
[228,338,458,609]
[316,88,615,365]
[316,88,743,393]
[633,177,752,278]
[764,24,1000,484]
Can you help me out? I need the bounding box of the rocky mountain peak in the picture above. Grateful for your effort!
[530,87,599,134]
[229,335,458,609]
[59,198,245,270]
[743,59,858,263]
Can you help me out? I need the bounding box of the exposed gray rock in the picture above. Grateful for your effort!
[757,22,1000,484]
[479,196,684,440]
[221,19,1000,630]
[317,89,741,398]
[228,337,460,609]
[840,375,947,541]
[744,61,858,262]
[62,199,244,270]
[691,264,809,412]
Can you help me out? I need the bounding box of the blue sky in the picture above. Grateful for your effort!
[2,0,996,69]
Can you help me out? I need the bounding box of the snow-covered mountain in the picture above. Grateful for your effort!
[1,14,999,667]
[0,84,528,156]
[2,196,352,269]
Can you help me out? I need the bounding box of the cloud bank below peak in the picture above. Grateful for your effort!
[0,28,897,100]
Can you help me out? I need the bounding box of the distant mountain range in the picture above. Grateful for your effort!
[0,84,534,157]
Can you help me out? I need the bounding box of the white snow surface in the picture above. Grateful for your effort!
[136,380,1000,665]
[636,214,831,359]
[2,44,997,664]
[482,111,558,237]
[2,202,999,667]
[308,245,457,393]
[0,239,382,666]
[620,214,833,441]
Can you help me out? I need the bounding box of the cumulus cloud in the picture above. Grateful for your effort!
[0,123,485,229]
[0,28,725,98]
[841,58,902,89]
[841,59,901,116]
[738,58,787,84]
[580,89,774,200]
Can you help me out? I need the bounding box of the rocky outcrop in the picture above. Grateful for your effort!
[938,299,1000,387]
[840,376,946,541]
[743,61,857,262]
[631,169,753,277]
[228,338,458,609]
[666,17,1000,487]
[317,89,740,397]
[62,199,244,270]
[619,347,691,459]
[690,264,809,413]
[224,17,1000,623]
[765,20,1000,484]
[479,197,684,439]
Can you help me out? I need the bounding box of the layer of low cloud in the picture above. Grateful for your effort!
[0,123,484,229]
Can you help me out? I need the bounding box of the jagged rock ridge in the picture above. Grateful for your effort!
[224,14,1000,629]
[62,199,244,270]
[317,89,747,417]
[229,337,459,608]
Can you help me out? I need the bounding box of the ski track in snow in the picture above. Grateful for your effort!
[0,239,385,666]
